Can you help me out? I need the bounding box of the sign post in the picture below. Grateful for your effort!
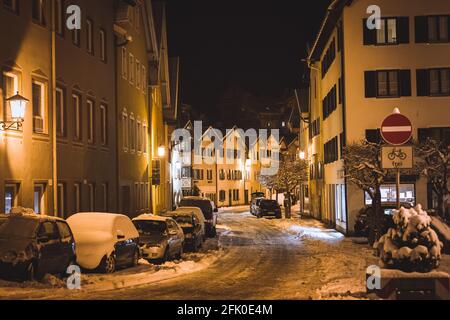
[380,108,413,209]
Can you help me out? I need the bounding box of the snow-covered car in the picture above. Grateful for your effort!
[179,197,218,237]
[132,214,184,264]
[0,211,76,281]
[67,213,140,274]
[250,197,265,216]
[176,207,206,240]
[162,210,204,251]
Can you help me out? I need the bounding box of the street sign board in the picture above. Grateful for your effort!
[382,146,413,169]
[381,113,413,146]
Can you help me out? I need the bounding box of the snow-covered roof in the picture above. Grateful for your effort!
[182,196,210,201]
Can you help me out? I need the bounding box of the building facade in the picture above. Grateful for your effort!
[0,0,175,218]
[302,0,450,234]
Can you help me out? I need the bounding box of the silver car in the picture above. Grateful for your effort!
[132,215,184,264]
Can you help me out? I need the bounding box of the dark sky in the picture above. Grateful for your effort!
[166,0,331,122]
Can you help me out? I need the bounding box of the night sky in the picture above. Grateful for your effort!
[166,0,331,124]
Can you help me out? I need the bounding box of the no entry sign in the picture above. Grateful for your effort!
[381,112,413,146]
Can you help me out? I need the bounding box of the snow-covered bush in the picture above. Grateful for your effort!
[374,204,443,272]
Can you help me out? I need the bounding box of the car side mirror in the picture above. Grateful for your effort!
[117,230,126,240]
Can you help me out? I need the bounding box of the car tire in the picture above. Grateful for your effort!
[130,249,139,267]
[160,247,170,264]
[176,246,183,260]
[100,254,116,274]
[24,261,38,282]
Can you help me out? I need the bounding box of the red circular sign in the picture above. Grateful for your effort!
[381,113,413,146]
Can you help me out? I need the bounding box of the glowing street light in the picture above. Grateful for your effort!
[158,145,166,158]
[1,92,29,130]
[299,151,306,160]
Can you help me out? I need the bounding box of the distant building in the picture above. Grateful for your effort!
[301,0,450,234]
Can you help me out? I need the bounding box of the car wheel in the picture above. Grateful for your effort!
[130,249,139,267]
[160,247,170,264]
[176,246,183,260]
[25,261,38,282]
[100,254,116,274]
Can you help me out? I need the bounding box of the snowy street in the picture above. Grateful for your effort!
[1,206,449,300]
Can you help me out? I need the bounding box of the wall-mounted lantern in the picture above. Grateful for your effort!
[1,92,28,131]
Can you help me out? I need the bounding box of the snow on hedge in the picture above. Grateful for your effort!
[374,204,444,272]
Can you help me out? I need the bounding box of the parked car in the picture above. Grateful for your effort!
[163,210,204,251]
[0,211,76,281]
[354,202,413,237]
[175,207,206,240]
[254,199,282,219]
[132,214,184,264]
[67,213,140,274]
[179,197,218,237]
[250,197,265,216]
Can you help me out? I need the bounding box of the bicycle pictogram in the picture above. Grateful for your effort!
[388,148,407,161]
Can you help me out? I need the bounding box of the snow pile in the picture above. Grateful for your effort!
[374,204,444,272]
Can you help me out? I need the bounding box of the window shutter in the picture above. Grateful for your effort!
[416,69,429,96]
[399,70,412,97]
[415,16,428,43]
[397,17,410,44]
[364,71,377,98]
[363,19,376,45]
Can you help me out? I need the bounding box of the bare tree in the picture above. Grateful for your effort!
[415,138,450,221]
[260,158,308,219]
[344,141,389,244]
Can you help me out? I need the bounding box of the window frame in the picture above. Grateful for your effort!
[55,86,66,137]
[99,29,107,62]
[86,18,94,55]
[86,98,95,144]
[31,78,48,134]
[99,104,108,146]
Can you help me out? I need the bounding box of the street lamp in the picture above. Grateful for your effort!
[158,145,166,158]
[299,151,306,160]
[1,92,28,131]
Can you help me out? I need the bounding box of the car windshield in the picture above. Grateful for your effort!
[133,220,167,236]
[260,200,278,208]
[173,215,193,226]
[0,217,39,239]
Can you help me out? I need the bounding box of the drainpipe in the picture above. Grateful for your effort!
[51,0,58,216]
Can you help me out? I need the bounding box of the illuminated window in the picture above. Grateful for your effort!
[4,183,20,214]
[32,79,47,134]
[34,183,46,214]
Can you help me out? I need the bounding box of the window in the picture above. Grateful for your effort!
[122,111,128,151]
[121,48,127,79]
[55,0,64,36]
[72,93,82,141]
[416,15,450,43]
[136,60,141,90]
[321,38,335,78]
[324,136,339,165]
[419,127,450,146]
[2,71,19,125]
[364,17,409,45]
[32,0,46,26]
[100,183,108,212]
[87,99,94,144]
[136,120,142,152]
[417,68,450,96]
[86,19,94,55]
[100,104,108,146]
[73,183,81,214]
[32,79,46,133]
[3,0,19,14]
[129,114,135,152]
[322,85,337,120]
[87,183,95,212]
[99,29,107,62]
[365,184,415,206]
[366,129,382,144]
[57,183,66,218]
[365,70,411,98]
[219,190,226,202]
[34,183,46,214]
[129,53,135,85]
[142,123,147,153]
[142,64,146,93]
[56,87,66,137]
[4,183,19,214]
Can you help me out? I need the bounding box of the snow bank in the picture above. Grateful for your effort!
[431,216,450,253]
